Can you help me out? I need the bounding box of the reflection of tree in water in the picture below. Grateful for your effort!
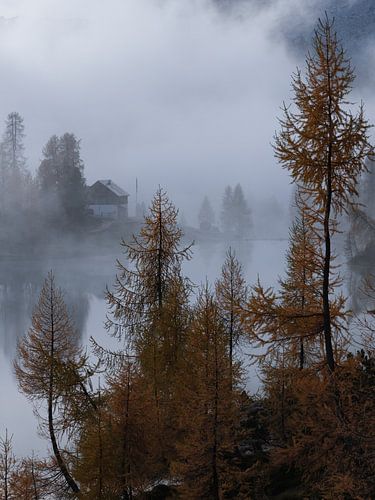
[192,240,253,285]
[218,239,253,281]
[0,255,116,358]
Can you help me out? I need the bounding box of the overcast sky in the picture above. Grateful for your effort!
[0,0,372,220]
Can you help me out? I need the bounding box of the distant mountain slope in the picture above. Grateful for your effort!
[281,0,375,54]
[215,0,375,83]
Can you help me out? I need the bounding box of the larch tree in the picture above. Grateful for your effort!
[74,361,163,499]
[172,286,239,499]
[104,188,193,474]
[14,273,84,495]
[0,430,16,500]
[106,188,192,391]
[274,16,372,372]
[215,248,247,389]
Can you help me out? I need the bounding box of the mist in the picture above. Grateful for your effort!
[0,0,300,220]
[0,0,375,480]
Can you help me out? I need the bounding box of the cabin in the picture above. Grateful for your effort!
[87,179,129,219]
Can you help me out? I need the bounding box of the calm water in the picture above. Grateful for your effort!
[0,239,288,457]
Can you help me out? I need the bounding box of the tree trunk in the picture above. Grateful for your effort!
[323,37,336,374]
[48,290,80,495]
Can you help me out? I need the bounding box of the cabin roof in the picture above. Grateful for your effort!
[96,179,129,197]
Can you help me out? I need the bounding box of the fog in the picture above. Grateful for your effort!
[0,0,372,219]
[0,0,301,219]
[0,0,374,457]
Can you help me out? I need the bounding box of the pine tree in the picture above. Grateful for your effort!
[274,16,372,372]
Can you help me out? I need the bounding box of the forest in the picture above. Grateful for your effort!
[1,15,375,500]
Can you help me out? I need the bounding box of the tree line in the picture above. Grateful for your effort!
[0,115,87,251]
[198,184,252,238]
[2,16,375,499]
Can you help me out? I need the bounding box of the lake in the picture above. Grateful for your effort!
[0,238,290,457]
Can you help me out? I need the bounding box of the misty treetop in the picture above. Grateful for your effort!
[221,183,252,238]
[198,195,215,231]
[0,112,32,219]
[37,133,86,226]
[0,116,90,252]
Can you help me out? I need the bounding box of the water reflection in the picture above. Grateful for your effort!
[0,239,287,456]
[0,255,118,358]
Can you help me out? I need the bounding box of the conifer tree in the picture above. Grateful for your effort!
[2,112,26,171]
[274,17,372,372]
[242,202,324,369]
[221,185,233,234]
[215,248,247,389]
[106,188,192,390]
[14,273,84,495]
[198,195,215,231]
[232,183,252,238]
[0,112,31,216]
[220,184,251,238]
[172,286,240,499]
[105,188,193,475]
[0,430,15,500]
[37,133,86,225]
[75,363,161,499]
[278,200,325,370]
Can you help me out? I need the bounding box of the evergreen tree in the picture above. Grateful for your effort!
[0,112,30,216]
[232,183,252,238]
[59,133,86,223]
[221,184,251,238]
[37,133,86,225]
[2,112,26,171]
[198,195,215,231]
[274,17,372,372]
[221,185,233,234]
